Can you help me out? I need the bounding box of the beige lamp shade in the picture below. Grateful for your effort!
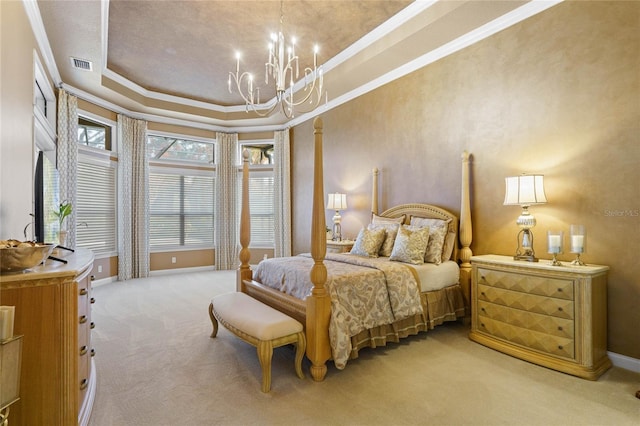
[327,193,347,210]
[504,175,547,206]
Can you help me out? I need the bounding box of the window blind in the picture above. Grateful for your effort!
[149,172,214,249]
[238,172,274,247]
[76,160,116,255]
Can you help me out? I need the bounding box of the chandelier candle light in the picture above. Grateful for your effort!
[228,1,325,118]
[327,193,347,241]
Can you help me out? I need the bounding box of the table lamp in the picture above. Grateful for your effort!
[327,193,347,241]
[504,174,547,261]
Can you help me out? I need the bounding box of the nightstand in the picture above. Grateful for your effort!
[469,254,611,380]
[326,240,354,254]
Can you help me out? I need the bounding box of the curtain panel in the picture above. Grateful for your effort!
[215,132,239,270]
[118,114,149,280]
[56,89,78,247]
[273,129,292,257]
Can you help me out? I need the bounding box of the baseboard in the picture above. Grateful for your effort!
[150,265,216,276]
[92,276,117,287]
[608,351,640,373]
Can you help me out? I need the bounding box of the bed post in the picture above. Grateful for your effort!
[237,149,252,292]
[459,151,473,310]
[371,168,379,215]
[307,116,331,382]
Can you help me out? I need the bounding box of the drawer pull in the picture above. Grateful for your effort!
[79,288,88,296]
[481,292,486,297]
[558,345,563,350]
[91,348,96,357]
[481,307,486,312]
[91,297,96,304]
[80,379,88,390]
[557,288,563,292]
[481,276,485,281]
[558,307,563,312]
[91,275,96,281]
[90,322,95,329]
[79,315,87,324]
[558,326,563,331]
[80,345,88,356]
[480,323,485,328]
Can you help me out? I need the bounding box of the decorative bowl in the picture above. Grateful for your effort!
[0,241,56,273]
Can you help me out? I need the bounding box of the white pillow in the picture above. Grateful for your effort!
[410,217,452,265]
[390,225,430,265]
[367,223,399,257]
[372,213,405,225]
[350,227,386,258]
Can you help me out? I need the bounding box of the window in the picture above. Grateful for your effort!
[149,171,215,249]
[78,117,111,150]
[148,134,214,163]
[76,158,117,255]
[238,141,275,248]
[76,114,117,256]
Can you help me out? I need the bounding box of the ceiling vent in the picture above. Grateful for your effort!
[70,57,93,71]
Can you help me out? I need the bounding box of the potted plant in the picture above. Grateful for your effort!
[53,201,72,246]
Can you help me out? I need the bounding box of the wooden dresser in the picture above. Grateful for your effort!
[0,248,96,425]
[469,254,611,380]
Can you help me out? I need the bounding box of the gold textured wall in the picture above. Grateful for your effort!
[291,1,639,358]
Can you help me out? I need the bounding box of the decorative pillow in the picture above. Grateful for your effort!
[350,227,386,258]
[367,223,400,257]
[410,217,452,264]
[371,213,405,225]
[442,231,456,262]
[389,225,430,265]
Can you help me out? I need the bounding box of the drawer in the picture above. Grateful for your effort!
[477,267,574,300]
[477,300,574,339]
[478,284,574,320]
[477,315,575,359]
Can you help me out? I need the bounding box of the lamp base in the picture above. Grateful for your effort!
[513,253,539,262]
[513,229,538,262]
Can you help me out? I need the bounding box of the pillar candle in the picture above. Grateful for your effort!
[548,234,561,254]
[571,235,584,253]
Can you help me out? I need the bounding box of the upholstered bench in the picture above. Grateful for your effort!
[209,292,306,392]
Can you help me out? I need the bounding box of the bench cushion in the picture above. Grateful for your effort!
[211,292,303,341]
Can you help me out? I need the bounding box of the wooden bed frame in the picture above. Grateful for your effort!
[237,117,473,382]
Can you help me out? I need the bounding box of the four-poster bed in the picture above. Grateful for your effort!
[237,117,473,382]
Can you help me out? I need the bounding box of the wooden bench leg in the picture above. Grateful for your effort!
[208,303,218,338]
[294,332,306,380]
[257,340,273,393]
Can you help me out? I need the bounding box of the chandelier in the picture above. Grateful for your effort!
[228,1,325,118]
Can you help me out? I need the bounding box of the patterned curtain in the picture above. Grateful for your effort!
[56,89,78,247]
[215,132,239,270]
[273,129,291,257]
[117,114,149,280]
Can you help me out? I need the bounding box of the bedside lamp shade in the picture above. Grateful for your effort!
[504,174,547,206]
[327,193,347,211]
[504,174,547,262]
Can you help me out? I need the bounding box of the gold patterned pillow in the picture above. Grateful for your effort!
[367,223,400,257]
[389,225,430,264]
[350,227,386,258]
[410,217,452,264]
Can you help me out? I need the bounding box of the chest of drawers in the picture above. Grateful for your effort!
[469,255,611,380]
[0,249,96,425]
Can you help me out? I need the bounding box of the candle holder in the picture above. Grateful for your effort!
[547,230,563,266]
[570,224,586,266]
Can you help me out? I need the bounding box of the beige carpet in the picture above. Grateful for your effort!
[88,270,639,426]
